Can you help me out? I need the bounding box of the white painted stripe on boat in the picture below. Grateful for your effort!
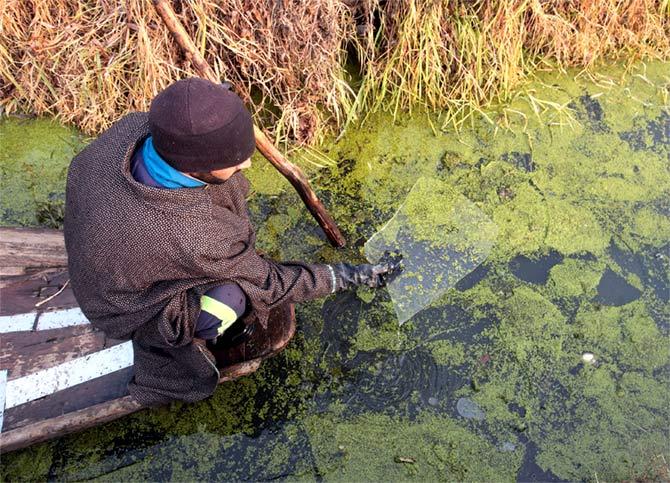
[0,308,91,333]
[0,370,7,432]
[4,341,133,409]
[36,307,90,330]
[0,312,36,333]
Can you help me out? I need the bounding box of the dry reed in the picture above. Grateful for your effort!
[1,1,668,144]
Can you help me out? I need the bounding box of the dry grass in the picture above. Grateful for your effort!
[1,1,668,143]
[1,1,184,133]
[354,0,670,130]
[0,0,352,143]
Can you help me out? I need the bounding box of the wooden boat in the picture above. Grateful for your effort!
[0,227,295,454]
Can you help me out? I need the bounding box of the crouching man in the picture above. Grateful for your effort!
[64,78,396,406]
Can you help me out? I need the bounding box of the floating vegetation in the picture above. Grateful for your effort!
[2,58,668,482]
[0,117,86,227]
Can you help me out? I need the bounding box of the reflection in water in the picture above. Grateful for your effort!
[595,267,642,306]
[63,428,319,481]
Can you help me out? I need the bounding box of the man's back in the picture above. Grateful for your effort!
[65,112,212,339]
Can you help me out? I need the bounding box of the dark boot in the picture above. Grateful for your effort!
[207,304,295,369]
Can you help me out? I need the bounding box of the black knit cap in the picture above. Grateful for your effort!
[148,78,255,172]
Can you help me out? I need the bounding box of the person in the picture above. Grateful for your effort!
[63,78,398,406]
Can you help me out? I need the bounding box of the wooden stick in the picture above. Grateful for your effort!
[34,279,69,307]
[152,0,346,248]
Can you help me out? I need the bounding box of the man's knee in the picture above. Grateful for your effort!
[194,283,247,340]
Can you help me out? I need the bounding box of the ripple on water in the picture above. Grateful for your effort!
[332,347,467,419]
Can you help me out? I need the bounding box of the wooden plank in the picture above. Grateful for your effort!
[1,329,107,380]
[219,359,262,383]
[4,342,133,409]
[1,308,90,334]
[0,324,98,357]
[36,307,89,330]
[0,395,143,454]
[0,312,35,333]
[0,370,6,430]
[0,269,76,316]
[2,367,134,433]
[0,227,66,277]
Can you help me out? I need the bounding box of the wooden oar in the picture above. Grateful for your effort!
[152,0,346,248]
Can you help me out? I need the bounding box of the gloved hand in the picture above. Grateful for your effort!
[330,251,403,291]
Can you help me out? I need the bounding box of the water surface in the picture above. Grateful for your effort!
[1,61,669,482]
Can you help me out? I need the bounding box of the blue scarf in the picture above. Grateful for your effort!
[142,137,205,189]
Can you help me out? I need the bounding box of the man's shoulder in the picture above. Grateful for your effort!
[93,112,149,150]
[88,112,149,147]
[72,113,149,165]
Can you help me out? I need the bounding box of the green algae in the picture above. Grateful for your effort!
[244,150,292,197]
[533,363,670,481]
[351,315,408,354]
[0,440,55,482]
[632,206,670,246]
[426,340,467,366]
[2,60,669,482]
[355,285,376,304]
[303,410,522,482]
[316,59,667,481]
[0,116,87,227]
[547,258,604,298]
[485,286,569,364]
[574,301,667,373]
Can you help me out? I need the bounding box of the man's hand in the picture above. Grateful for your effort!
[330,251,403,291]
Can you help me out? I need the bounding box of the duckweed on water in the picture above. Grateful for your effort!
[0,117,87,227]
[1,60,668,481]
[303,410,521,481]
[546,258,604,299]
[426,340,467,367]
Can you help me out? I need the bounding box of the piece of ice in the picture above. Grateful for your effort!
[582,352,595,364]
[365,177,498,325]
[456,397,485,420]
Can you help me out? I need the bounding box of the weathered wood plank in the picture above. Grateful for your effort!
[0,324,97,355]
[0,269,76,316]
[219,359,262,383]
[1,329,107,380]
[3,367,134,433]
[4,342,133,409]
[0,312,35,332]
[0,227,67,277]
[0,395,143,454]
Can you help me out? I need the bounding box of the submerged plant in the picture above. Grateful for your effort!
[35,193,65,229]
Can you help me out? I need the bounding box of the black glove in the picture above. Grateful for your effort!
[330,251,403,291]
